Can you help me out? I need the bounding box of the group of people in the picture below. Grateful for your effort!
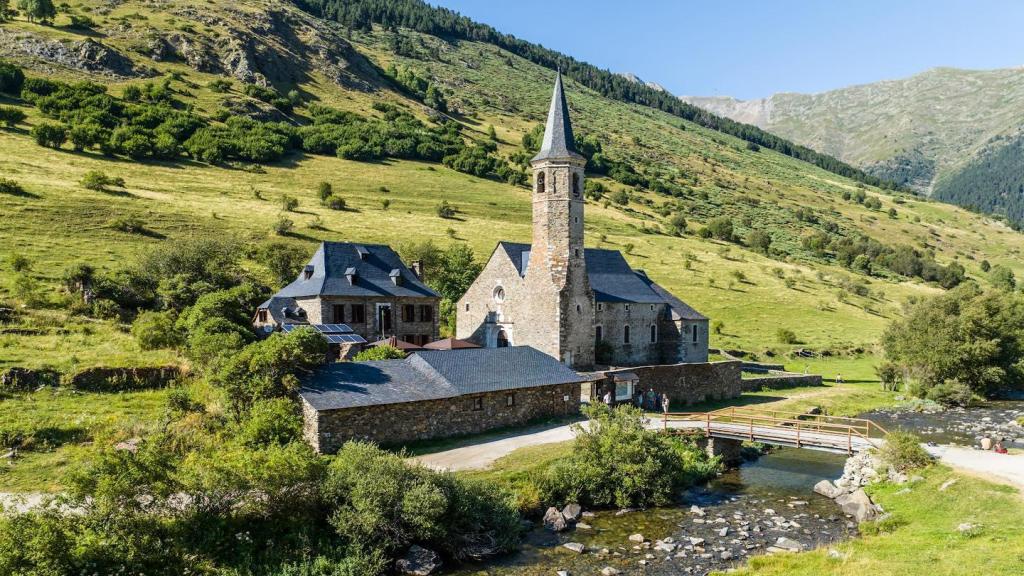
[981,435,1010,454]
[599,386,670,413]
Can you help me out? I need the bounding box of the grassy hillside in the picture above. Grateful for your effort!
[683,67,1024,222]
[1,0,1023,374]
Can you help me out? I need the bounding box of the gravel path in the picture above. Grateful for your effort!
[925,445,1024,491]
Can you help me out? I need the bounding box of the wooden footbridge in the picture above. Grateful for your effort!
[662,407,888,454]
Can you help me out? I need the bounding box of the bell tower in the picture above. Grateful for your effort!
[520,71,595,368]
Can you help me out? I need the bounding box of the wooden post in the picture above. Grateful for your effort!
[796,421,801,448]
[848,427,852,454]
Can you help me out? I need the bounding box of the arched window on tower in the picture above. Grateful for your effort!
[536,172,545,194]
[496,329,510,348]
[572,173,580,198]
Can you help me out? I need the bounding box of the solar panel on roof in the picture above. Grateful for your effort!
[309,324,354,334]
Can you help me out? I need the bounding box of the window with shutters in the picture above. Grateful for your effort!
[419,305,433,322]
[403,304,415,322]
[352,304,366,324]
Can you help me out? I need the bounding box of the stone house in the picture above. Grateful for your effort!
[299,346,589,451]
[254,242,441,346]
[456,72,708,370]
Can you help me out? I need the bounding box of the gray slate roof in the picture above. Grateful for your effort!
[256,295,306,325]
[532,71,583,162]
[497,241,705,318]
[272,242,439,300]
[300,346,590,411]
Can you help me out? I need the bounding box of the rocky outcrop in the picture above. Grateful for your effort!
[543,506,568,532]
[396,545,441,576]
[835,489,880,523]
[0,30,153,78]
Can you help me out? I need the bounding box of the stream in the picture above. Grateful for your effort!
[451,400,1024,575]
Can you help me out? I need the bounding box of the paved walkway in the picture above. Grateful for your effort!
[925,445,1024,491]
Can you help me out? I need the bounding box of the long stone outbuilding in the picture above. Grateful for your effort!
[300,346,590,452]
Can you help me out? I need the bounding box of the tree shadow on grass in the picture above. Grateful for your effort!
[0,188,41,199]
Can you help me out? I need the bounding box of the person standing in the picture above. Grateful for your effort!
[981,435,993,451]
[661,393,671,415]
[602,388,613,406]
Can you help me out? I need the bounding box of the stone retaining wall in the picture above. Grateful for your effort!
[594,361,743,407]
[304,382,582,453]
[0,366,183,394]
[741,371,823,392]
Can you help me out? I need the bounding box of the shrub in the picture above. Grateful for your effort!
[876,430,931,473]
[542,405,719,509]
[317,181,332,202]
[746,229,771,254]
[353,345,406,361]
[712,319,724,335]
[0,105,25,128]
[875,362,903,392]
[925,379,974,407]
[7,253,30,272]
[668,213,687,236]
[81,170,125,191]
[776,327,799,344]
[166,388,203,414]
[273,216,295,235]
[0,60,24,95]
[110,217,146,234]
[31,122,67,148]
[436,200,456,219]
[281,195,299,211]
[323,441,521,561]
[706,216,734,241]
[611,189,630,205]
[0,178,25,196]
[237,398,303,448]
[131,310,181,350]
[990,265,1016,291]
[324,195,346,210]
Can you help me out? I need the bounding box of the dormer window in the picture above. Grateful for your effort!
[303,265,314,280]
[355,245,369,260]
[536,172,545,194]
[390,269,403,286]
[345,267,357,285]
[257,309,267,322]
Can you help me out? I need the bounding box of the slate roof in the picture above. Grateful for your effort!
[300,346,590,411]
[256,295,306,325]
[532,71,583,162]
[641,275,708,321]
[272,242,439,300]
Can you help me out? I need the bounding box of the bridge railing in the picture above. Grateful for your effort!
[661,406,888,453]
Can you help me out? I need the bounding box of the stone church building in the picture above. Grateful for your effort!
[457,73,708,370]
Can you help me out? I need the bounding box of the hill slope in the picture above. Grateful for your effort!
[683,67,1024,223]
[0,0,1022,374]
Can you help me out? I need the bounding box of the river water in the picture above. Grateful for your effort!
[859,401,1024,449]
[453,449,853,575]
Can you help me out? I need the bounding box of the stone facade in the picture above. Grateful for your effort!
[592,361,743,407]
[741,372,823,392]
[295,295,439,344]
[303,382,581,452]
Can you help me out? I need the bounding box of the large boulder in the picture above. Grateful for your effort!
[396,545,441,576]
[543,506,568,532]
[814,479,844,499]
[835,488,879,522]
[562,503,583,522]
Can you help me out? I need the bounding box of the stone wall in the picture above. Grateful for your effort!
[596,301,663,366]
[594,361,742,407]
[741,372,823,392]
[304,382,582,453]
[1,366,183,393]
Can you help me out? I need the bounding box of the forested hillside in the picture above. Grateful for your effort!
[684,67,1024,226]
[0,0,1021,376]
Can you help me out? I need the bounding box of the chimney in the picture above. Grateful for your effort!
[345,267,357,285]
[410,260,423,280]
[390,269,403,286]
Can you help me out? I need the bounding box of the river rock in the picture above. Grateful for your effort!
[544,507,568,532]
[562,503,583,522]
[576,522,592,530]
[600,567,620,576]
[835,489,878,522]
[628,533,646,543]
[563,542,585,554]
[690,504,706,517]
[814,480,844,498]
[774,537,803,551]
[720,550,734,560]
[396,545,441,575]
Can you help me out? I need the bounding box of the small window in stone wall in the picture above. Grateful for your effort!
[506,393,515,407]
[537,172,546,194]
[692,324,699,343]
[403,304,415,322]
[352,304,366,324]
[419,305,433,322]
[472,397,483,411]
[465,303,470,312]
[650,324,657,343]
[625,304,631,312]
[623,325,631,344]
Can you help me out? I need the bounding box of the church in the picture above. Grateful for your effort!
[456,73,709,370]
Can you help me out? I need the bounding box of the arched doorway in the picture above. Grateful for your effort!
[496,329,510,348]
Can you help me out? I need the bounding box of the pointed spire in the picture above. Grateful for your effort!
[532,70,582,162]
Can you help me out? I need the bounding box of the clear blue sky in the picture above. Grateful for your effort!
[429,0,1024,99]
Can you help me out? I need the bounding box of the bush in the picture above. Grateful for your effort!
[81,170,126,191]
[776,327,799,344]
[131,310,181,350]
[237,398,303,448]
[0,60,24,95]
[323,441,521,561]
[541,405,719,509]
[611,189,630,205]
[706,216,734,241]
[273,216,295,235]
[324,195,346,210]
[317,181,332,202]
[0,105,25,128]
[668,213,687,236]
[31,122,67,148]
[436,200,457,219]
[875,362,903,392]
[746,229,771,254]
[7,253,30,272]
[110,216,146,234]
[876,430,931,473]
[925,379,974,407]
[281,195,299,211]
[353,345,406,361]
[0,178,24,195]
